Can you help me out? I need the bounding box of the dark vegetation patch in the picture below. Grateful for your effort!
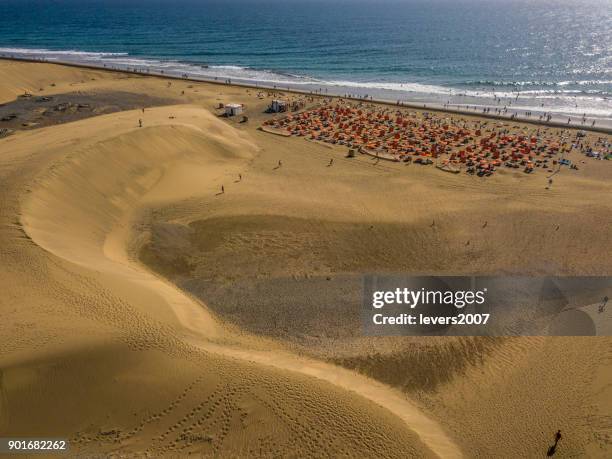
[0,91,177,131]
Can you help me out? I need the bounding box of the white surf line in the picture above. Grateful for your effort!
[3,56,611,134]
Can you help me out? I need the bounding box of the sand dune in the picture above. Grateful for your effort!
[0,60,111,103]
[138,118,612,457]
[2,99,452,456]
[1,60,611,457]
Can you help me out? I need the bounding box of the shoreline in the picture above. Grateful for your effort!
[3,56,611,135]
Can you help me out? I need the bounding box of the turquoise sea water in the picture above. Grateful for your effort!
[0,0,610,120]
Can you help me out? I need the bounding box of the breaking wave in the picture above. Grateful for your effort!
[1,46,610,120]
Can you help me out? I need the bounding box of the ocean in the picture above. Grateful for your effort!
[1,0,610,121]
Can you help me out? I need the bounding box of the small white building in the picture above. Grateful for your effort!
[225,103,243,117]
[270,100,288,113]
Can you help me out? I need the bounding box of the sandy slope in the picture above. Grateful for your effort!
[1,99,454,456]
[1,60,611,457]
[139,126,612,457]
[0,60,111,103]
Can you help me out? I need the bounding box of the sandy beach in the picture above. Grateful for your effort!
[1,59,611,457]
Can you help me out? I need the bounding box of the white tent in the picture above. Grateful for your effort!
[270,100,288,113]
[225,103,243,116]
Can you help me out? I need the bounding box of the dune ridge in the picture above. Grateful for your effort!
[7,105,460,457]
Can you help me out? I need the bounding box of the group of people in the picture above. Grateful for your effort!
[262,100,605,177]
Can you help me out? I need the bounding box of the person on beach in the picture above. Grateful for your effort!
[599,296,609,313]
[221,185,224,194]
[328,158,334,167]
[138,119,142,128]
[547,430,562,456]
[238,173,242,181]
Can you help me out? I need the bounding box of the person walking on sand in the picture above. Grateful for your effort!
[328,158,334,167]
[278,160,282,168]
[138,119,143,128]
[221,185,224,194]
[547,429,562,456]
[238,173,242,181]
[599,296,609,313]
